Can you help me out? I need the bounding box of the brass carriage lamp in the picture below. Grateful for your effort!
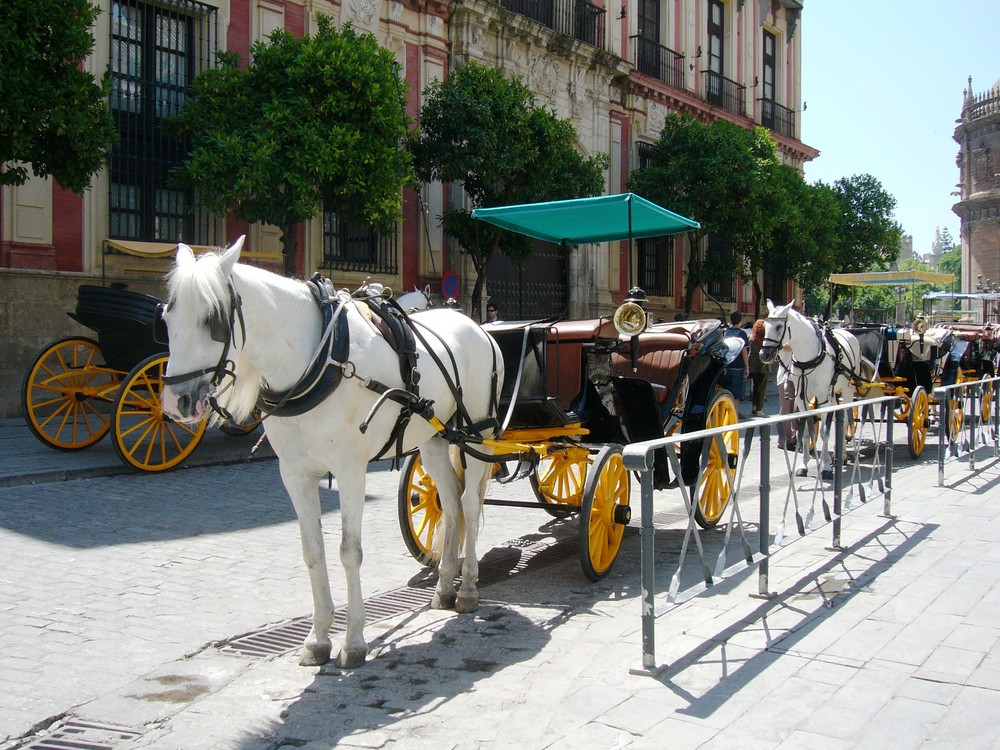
[615,287,650,372]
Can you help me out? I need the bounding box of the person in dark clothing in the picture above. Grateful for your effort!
[724,311,750,404]
[748,318,772,417]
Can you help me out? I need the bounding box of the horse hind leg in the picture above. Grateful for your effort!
[419,440,463,611]
[455,454,491,613]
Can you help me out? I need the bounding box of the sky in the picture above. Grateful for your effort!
[800,1,1000,259]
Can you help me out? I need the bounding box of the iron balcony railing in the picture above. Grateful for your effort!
[703,70,746,117]
[630,36,685,90]
[501,0,606,49]
[760,98,795,138]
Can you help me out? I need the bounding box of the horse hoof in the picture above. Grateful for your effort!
[431,592,456,610]
[337,647,367,669]
[822,469,834,480]
[299,643,332,667]
[455,595,479,613]
[795,468,808,477]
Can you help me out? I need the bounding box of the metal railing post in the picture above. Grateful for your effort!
[970,383,978,472]
[937,389,946,486]
[884,398,894,517]
[757,424,772,597]
[624,444,659,674]
[831,408,844,549]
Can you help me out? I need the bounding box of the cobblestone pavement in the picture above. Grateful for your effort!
[4,415,1000,749]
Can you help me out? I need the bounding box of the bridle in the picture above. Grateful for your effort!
[760,313,790,362]
[157,281,246,399]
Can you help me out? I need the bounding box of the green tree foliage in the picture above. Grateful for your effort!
[409,62,608,319]
[818,174,902,315]
[172,17,412,277]
[628,114,778,315]
[938,244,961,285]
[0,0,116,192]
[739,165,840,317]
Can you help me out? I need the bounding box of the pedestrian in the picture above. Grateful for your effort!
[485,302,499,323]
[748,318,771,417]
[724,311,750,407]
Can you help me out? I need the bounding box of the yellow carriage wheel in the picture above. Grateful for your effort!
[21,337,120,450]
[397,452,441,565]
[982,382,994,424]
[693,389,739,529]
[579,444,630,581]
[530,446,592,518]
[947,395,964,443]
[111,354,206,472]
[907,386,929,459]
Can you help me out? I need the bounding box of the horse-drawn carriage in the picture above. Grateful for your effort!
[21,283,257,472]
[844,323,958,458]
[398,194,742,581]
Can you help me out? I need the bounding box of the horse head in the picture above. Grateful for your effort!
[396,284,432,312]
[159,235,245,424]
[760,298,794,364]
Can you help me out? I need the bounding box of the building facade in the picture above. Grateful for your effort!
[954,77,1000,294]
[0,0,814,416]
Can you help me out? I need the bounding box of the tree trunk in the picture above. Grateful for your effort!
[469,242,497,322]
[752,280,762,320]
[683,233,702,316]
[280,221,299,278]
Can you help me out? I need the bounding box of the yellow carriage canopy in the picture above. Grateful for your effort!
[829,270,955,286]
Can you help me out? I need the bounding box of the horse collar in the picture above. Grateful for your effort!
[791,319,827,371]
[257,276,351,417]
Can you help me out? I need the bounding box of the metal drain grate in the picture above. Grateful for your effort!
[21,719,142,750]
[220,586,434,658]
[220,536,578,659]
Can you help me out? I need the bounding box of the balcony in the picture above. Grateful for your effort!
[702,70,746,117]
[500,0,607,49]
[760,98,795,138]
[630,36,685,91]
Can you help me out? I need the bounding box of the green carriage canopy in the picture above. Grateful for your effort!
[471,193,700,244]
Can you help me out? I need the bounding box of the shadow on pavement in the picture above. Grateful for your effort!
[237,605,558,748]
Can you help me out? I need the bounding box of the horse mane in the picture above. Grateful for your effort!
[166,251,273,424]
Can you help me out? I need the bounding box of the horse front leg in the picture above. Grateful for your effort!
[335,470,368,668]
[455,456,491,613]
[281,463,334,666]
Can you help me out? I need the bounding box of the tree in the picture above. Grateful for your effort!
[747,166,840,316]
[628,114,779,315]
[172,17,412,277]
[822,174,903,316]
[0,0,117,192]
[409,62,608,319]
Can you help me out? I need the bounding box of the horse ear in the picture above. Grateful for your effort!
[766,299,774,314]
[176,243,195,266]
[220,235,244,273]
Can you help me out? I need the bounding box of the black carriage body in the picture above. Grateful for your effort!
[69,285,166,372]
[485,316,726,487]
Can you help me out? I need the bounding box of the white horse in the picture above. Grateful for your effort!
[158,237,503,668]
[759,300,864,478]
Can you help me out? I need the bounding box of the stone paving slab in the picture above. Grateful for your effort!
[4,414,1000,748]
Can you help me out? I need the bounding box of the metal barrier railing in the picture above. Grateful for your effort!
[623,395,897,675]
[935,375,1000,485]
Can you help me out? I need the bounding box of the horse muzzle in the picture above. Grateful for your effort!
[161,380,211,424]
[759,346,777,365]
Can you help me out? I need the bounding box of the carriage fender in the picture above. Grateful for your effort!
[716,336,746,368]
